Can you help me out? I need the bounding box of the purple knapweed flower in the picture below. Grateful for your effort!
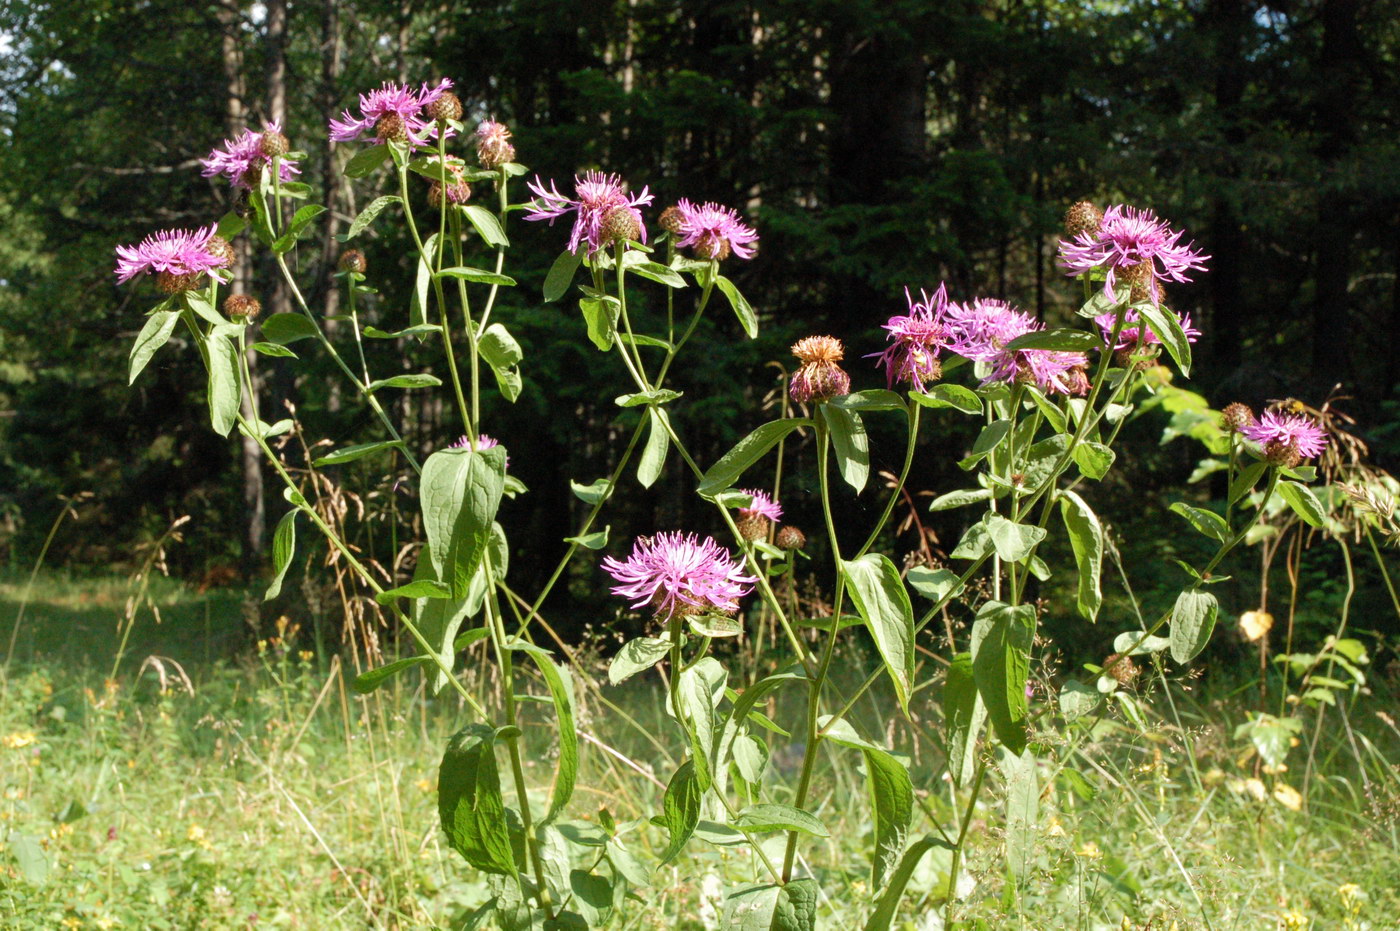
[1241,411,1328,467]
[114,224,229,286]
[450,433,508,467]
[601,531,757,618]
[946,298,1088,396]
[200,120,301,190]
[735,489,781,543]
[329,79,455,146]
[670,198,759,261]
[524,171,654,255]
[475,120,516,169]
[1094,307,1201,351]
[1058,204,1209,305]
[868,284,952,392]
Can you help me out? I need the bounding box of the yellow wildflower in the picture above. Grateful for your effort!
[1075,841,1103,860]
[1273,783,1303,811]
[2,732,37,749]
[1278,909,1308,930]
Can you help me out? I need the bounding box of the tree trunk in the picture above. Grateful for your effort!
[1204,0,1248,378]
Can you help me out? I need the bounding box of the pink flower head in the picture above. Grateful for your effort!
[671,198,759,261]
[475,120,516,169]
[946,298,1088,396]
[1094,307,1201,351]
[1241,411,1328,465]
[114,224,227,284]
[867,284,952,392]
[329,79,455,146]
[200,120,301,190]
[450,433,508,467]
[737,489,782,523]
[1058,204,1209,305]
[602,531,757,618]
[524,171,654,255]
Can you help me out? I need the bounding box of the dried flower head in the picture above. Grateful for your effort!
[329,79,455,147]
[1063,200,1103,238]
[1058,204,1209,305]
[337,249,367,274]
[475,120,516,169]
[427,171,472,209]
[670,199,759,261]
[602,531,757,618]
[775,525,807,551]
[205,235,236,267]
[599,205,644,247]
[1241,410,1328,468]
[223,294,261,319]
[525,171,654,256]
[201,120,301,190]
[1102,652,1140,686]
[1221,402,1255,433]
[789,336,851,403]
[258,130,290,158]
[658,205,685,235]
[115,224,228,285]
[868,284,951,392]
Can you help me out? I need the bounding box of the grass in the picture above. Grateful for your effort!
[1,569,1398,929]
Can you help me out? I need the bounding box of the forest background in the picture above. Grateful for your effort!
[2,0,1398,655]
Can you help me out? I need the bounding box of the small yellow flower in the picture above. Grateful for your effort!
[187,823,211,849]
[2,732,37,749]
[1045,815,1065,838]
[1278,908,1308,930]
[1337,882,1362,899]
[61,918,81,930]
[1242,777,1267,802]
[1075,841,1103,860]
[96,916,120,930]
[1273,783,1303,811]
[415,778,433,793]
[298,650,314,662]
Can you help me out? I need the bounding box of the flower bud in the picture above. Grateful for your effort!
[1262,441,1303,470]
[1221,402,1254,433]
[206,236,236,268]
[424,91,462,123]
[155,271,202,294]
[427,176,472,209]
[1102,652,1139,686]
[658,206,685,235]
[375,113,409,145]
[600,206,643,247]
[775,526,807,551]
[223,294,262,319]
[259,131,290,158]
[338,249,367,274]
[1064,200,1103,238]
[693,231,731,262]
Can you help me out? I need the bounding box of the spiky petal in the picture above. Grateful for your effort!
[329,79,455,146]
[671,199,759,261]
[868,284,951,392]
[945,298,1087,396]
[114,224,228,284]
[524,171,654,255]
[1058,204,1209,305]
[201,120,301,190]
[1241,411,1328,466]
[602,532,756,618]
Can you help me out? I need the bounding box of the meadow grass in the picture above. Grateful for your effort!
[0,570,1397,929]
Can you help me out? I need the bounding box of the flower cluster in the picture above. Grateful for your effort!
[200,121,301,190]
[329,79,455,147]
[525,171,654,256]
[1058,204,1209,305]
[602,532,756,618]
[114,225,231,292]
[946,298,1089,396]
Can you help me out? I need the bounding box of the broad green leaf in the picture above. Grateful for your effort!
[409,234,435,327]
[971,601,1035,754]
[263,508,297,601]
[570,477,613,506]
[128,310,180,385]
[658,760,702,864]
[628,259,687,289]
[949,519,992,560]
[1001,748,1038,880]
[314,439,405,467]
[478,322,524,402]
[715,275,757,338]
[944,653,984,786]
[677,659,725,790]
[374,579,451,604]
[438,724,517,874]
[637,408,669,488]
[506,642,578,822]
[1003,327,1102,352]
[206,332,240,437]
[863,837,955,930]
[821,721,912,888]
[616,389,683,407]
[732,732,769,785]
[985,514,1046,563]
[732,803,828,836]
[906,566,963,603]
[1229,460,1268,504]
[215,211,246,240]
[366,373,442,391]
[1277,480,1326,528]
[7,833,49,885]
[723,668,808,757]
[1170,502,1229,542]
[723,880,818,931]
[830,389,905,412]
[1058,679,1100,722]
[437,266,516,286]
[962,419,1011,468]
[578,297,619,350]
[563,527,608,549]
[260,312,320,345]
[822,404,869,492]
[543,247,583,302]
[352,656,431,693]
[841,553,915,715]
[1112,630,1172,656]
[1059,490,1103,622]
[343,143,390,178]
[929,488,994,511]
[184,289,226,326]
[1168,589,1219,663]
[338,194,401,240]
[462,205,509,247]
[362,323,441,340]
[911,383,981,414]
[272,204,326,253]
[1072,442,1115,480]
[421,446,507,598]
[250,341,296,358]
[1134,301,1192,376]
[697,419,810,498]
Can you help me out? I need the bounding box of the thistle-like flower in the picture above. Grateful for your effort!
[450,433,507,467]
[524,171,654,256]
[1241,410,1328,467]
[1058,205,1209,305]
[114,224,230,287]
[201,120,301,190]
[329,79,455,146]
[475,120,516,169]
[945,298,1088,396]
[427,168,472,208]
[670,199,759,261]
[735,489,782,542]
[789,336,851,403]
[869,284,951,392]
[602,532,756,618]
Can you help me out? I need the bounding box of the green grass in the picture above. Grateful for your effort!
[1,570,1398,929]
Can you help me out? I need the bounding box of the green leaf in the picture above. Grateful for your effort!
[627,259,687,289]
[272,204,326,253]
[215,211,246,240]
[250,341,296,358]
[409,234,435,327]
[183,289,225,326]
[944,653,983,786]
[479,322,524,403]
[1169,589,1219,663]
[822,404,869,493]
[352,656,431,693]
[437,266,516,286]
[543,247,583,302]
[260,312,320,345]
[971,601,1035,754]
[1277,480,1326,528]
[1113,630,1172,656]
[722,880,818,931]
[698,419,810,498]
[929,488,994,511]
[637,408,670,488]
[985,513,1046,562]
[563,527,608,550]
[313,439,405,467]
[570,478,613,506]
[830,389,905,412]
[906,566,963,603]
[1003,327,1102,352]
[964,419,1012,467]
[1133,301,1192,376]
[264,508,297,601]
[7,832,49,885]
[1072,442,1115,480]
[911,383,981,414]
[863,837,955,931]
[1059,490,1103,622]
[343,144,391,178]
[506,643,578,823]
[841,554,915,716]
[677,659,725,790]
[658,760,702,864]
[338,194,401,241]
[616,389,683,408]
[438,724,517,874]
[949,520,992,561]
[608,637,672,685]
[724,668,807,751]
[1001,748,1038,880]
[1058,679,1101,722]
[1170,502,1229,542]
[362,323,441,340]
[578,297,619,351]
[1229,461,1268,504]
[462,205,509,247]
[733,804,828,836]
[367,373,442,391]
[715,275,758,337]
[422,446,507,598]
[374,579,451,604]
[206,332,240,437]
[128,310,181,385]
[821,723,912,888]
